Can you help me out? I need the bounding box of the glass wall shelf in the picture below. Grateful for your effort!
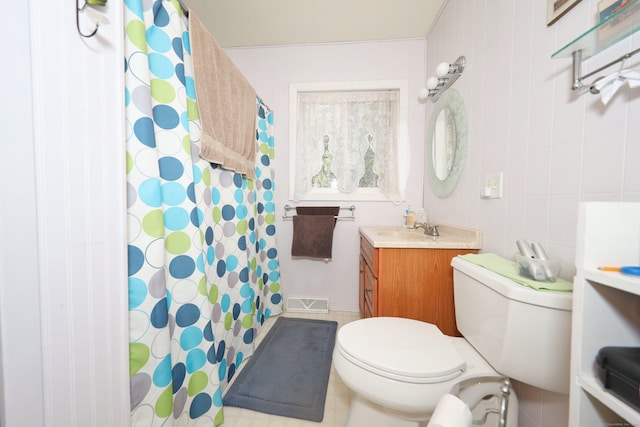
[552,0,640,60]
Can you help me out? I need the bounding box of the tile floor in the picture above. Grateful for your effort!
[221,310,361,426]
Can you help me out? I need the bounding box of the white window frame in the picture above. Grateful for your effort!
[288,80,409,201]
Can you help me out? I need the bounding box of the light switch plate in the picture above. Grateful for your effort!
[483,172,503,199]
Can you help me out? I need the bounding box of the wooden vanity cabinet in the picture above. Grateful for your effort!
[359,236,477,337]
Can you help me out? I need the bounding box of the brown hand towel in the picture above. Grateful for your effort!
[291,207,340,259]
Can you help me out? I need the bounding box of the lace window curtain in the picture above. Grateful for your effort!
[292,90,403,202]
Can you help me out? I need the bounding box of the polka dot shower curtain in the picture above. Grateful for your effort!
[124,1,283,425]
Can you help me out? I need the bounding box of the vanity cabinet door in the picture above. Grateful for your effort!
[359,237,378,318]
[377,248,476,336]
[362,260,376,317]
[359,255,366,316]
[359,234,476,336]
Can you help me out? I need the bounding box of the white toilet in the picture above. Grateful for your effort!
[333,256,572,427]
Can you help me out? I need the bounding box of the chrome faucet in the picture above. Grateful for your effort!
[414,222,439,236]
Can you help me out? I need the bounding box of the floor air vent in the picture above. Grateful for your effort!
[286,297,329,313]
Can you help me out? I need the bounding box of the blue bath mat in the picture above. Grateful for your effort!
[223,316,338,422]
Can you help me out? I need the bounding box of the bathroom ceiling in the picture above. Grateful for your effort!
[184,0,447,48]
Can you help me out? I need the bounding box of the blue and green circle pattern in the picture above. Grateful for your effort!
[125,1,282,425]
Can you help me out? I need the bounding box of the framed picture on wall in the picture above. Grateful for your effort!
[547,0,582,25]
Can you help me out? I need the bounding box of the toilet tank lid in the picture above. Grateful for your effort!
[451,256,572,310]
[337,317,466,382]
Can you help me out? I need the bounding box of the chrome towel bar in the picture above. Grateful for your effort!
[282,204,355,221]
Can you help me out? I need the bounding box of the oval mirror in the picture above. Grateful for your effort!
[425,88,467,198]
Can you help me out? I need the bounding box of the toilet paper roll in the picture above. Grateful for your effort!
[427,394,472,427]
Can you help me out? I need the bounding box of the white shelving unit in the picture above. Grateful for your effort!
[570,202,640,426]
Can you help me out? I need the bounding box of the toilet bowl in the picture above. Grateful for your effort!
[333,255,572,427]
[333,318,518,427]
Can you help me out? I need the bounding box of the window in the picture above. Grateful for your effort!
[289,80,409,202]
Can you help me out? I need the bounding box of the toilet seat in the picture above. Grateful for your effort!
[336,317,466,383]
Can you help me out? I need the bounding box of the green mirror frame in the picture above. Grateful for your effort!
[425,88,467,198]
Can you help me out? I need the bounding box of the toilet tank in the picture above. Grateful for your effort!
[451,256,572,394]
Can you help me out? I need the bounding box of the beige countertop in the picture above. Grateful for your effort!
[359,225,482,249]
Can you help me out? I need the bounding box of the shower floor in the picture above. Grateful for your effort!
[222,310,361,426]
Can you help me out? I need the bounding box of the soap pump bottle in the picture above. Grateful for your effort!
[405,206,416,228]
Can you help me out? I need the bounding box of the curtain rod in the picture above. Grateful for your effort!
[177,0,188,16]
[258,96,273,112]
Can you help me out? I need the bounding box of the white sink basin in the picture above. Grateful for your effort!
[360,225,482,249]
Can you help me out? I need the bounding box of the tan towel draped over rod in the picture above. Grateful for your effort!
[189,11,257,179]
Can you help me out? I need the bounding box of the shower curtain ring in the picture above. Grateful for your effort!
[76,0,99,38]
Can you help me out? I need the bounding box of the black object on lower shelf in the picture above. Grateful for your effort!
[596,346,640,412]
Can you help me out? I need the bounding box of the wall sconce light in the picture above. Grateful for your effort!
[419,56,466,102]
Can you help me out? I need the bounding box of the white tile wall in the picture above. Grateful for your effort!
[426,0,640,265]
[625,125,640,193]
